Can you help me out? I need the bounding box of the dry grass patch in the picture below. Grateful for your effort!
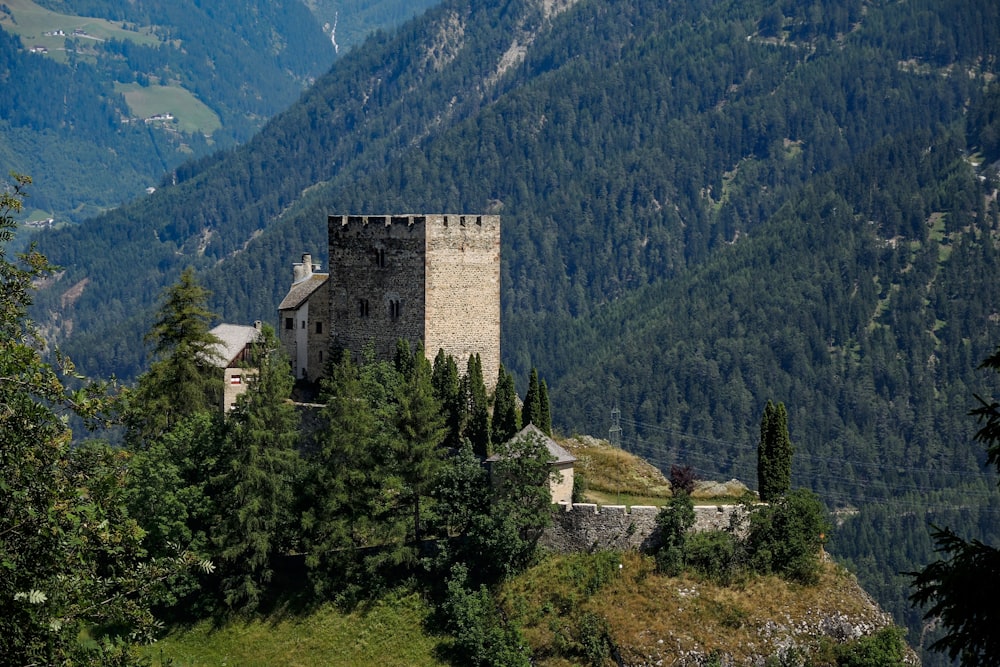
[503,552,892,666]
[559,435,672,498]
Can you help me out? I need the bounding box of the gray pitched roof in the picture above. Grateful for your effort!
[278,273,328,311]
[207,323,261,367]
[487,424,577,465]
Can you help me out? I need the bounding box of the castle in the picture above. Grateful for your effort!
[278,214,501,384]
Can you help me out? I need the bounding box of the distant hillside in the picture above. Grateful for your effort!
[0,0,440,225]
[24,0,1000,661]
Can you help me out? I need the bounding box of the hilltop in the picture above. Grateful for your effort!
[21,0,1000,660]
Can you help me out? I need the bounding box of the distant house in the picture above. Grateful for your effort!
[488,424,577,505]
[207,322,262,413]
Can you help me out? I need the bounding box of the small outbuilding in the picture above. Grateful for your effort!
[208,322,262,413]
[489,424,577,505]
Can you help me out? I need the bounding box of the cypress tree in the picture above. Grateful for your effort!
[432,348,464,448]
[465,354,491,457]
[491,365,520,445]
[538,378,552,436]
[522,368,542,428]
[758,400,793,502]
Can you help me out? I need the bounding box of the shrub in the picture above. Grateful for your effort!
[746,489,829,584]
[686,530,743,585]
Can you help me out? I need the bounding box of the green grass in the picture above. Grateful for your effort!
[116,83,222,134]
[145,591,449,667]
[1,0,160,64]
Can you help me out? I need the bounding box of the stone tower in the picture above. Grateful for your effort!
[327,214,500,383]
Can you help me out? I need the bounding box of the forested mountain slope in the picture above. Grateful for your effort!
[26,0,1000,661]
[1,0,430,224]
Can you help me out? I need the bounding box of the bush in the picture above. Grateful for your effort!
[654,492,695,576]
[746,489,829,584]
[442,564,530,667]
[835,627,907,666]
[686,530,743,585]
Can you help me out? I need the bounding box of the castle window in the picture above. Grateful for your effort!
[358,298,370,318]
[301,320,306,329]
[315,321,323,334]
[389,299,401,320]
[374,248,386,268]
[284,317,293,330]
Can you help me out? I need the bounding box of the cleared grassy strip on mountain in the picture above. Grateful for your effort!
[0,0,160,65]
[117,83,222,134]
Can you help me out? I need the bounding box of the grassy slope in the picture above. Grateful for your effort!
[146,591,449,667]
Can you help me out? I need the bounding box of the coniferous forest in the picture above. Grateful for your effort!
[10,0,1000,661]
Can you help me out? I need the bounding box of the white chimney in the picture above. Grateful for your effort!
[293,253,313,284]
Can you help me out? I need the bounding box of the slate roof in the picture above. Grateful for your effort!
[487,424,577,465]
[278,273,328,311]
[207,324,261,367]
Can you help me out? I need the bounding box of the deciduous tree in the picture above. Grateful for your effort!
[1,175,201,664]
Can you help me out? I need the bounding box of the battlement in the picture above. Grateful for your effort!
[328,214,500,239]
[540,502,745,554]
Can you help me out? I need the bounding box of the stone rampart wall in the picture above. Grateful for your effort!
[540,502,743,554]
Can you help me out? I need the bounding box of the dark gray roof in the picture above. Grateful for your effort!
[207,324,260,367]
[487,424,576,465]
[278,273,328,311]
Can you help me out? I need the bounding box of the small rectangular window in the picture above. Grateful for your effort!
[231,375,242,385]
[284,317,293,330]
[301,320,306,329]
[316,321,323,334]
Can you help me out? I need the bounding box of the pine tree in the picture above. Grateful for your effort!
[757,400,793,502]
[128,267,223,444]
[522,368,542,428]
[491,364,520,445]
[464,353,491,457]
[212,325,302,612]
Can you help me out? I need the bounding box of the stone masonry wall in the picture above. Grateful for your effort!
[328,215,428,361]
[425,214,501,387]
[540,503,744,554]
[327,214,501,384]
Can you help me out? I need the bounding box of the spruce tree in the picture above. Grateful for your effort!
[522,368,542,428]
[392,343,447,545]
[465,353,491,457]
[304,350,382,594]
[491,364,520,445]
[212,326,302,611]
[757,400,793,502]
